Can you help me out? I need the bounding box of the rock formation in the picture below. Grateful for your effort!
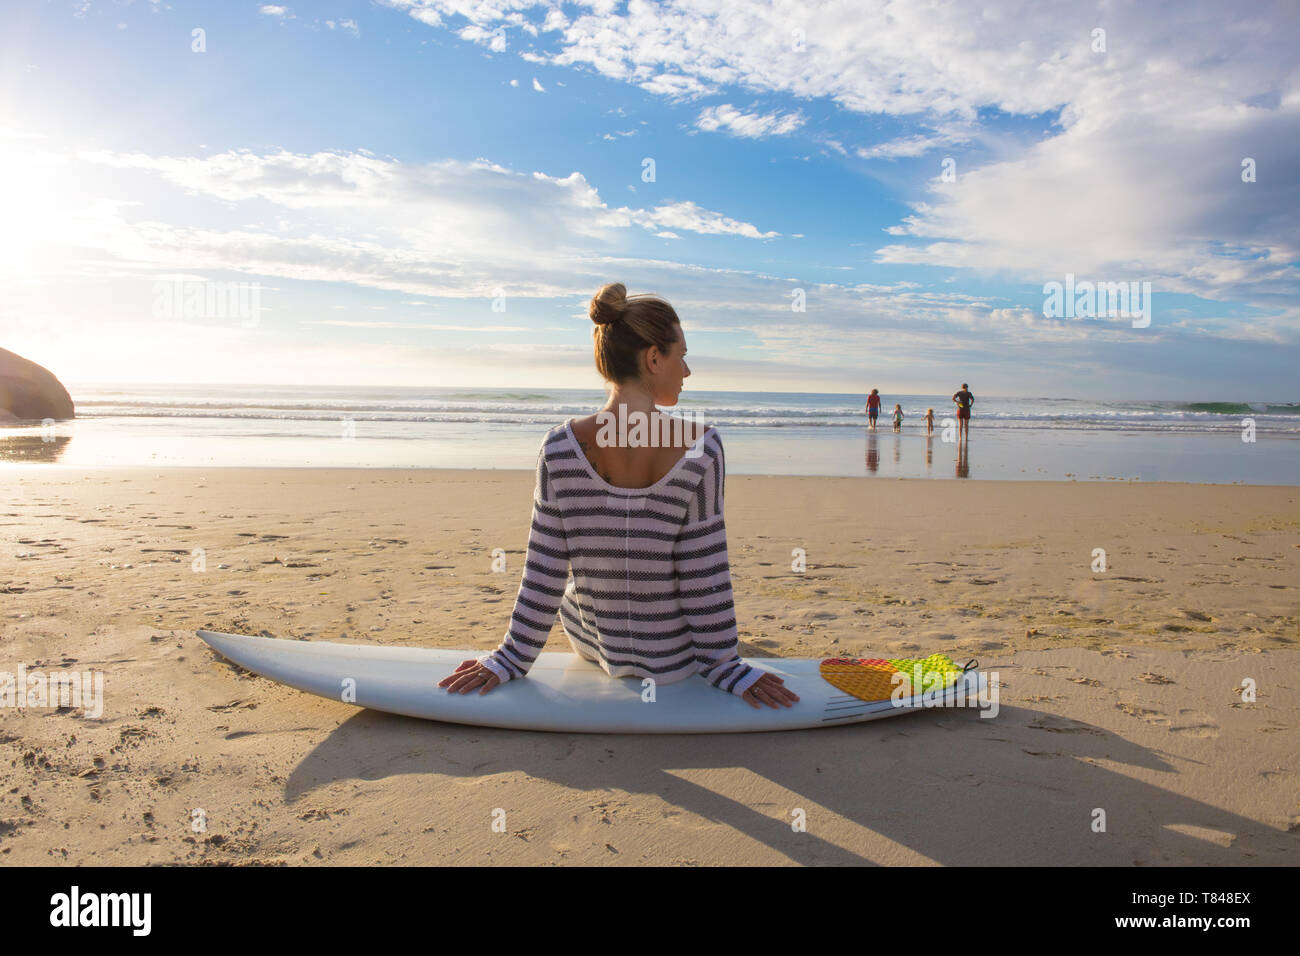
[0,347,76,422]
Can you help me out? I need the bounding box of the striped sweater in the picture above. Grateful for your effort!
[477,418,763,698]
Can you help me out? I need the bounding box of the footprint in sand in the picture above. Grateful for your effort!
[1029,714,1103,736]
[1116,701,1171,726]
[798,610,838,621]
[1168,709,1220,738]
[208,699,258,712]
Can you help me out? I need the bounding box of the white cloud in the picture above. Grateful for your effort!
[532,76,545,92]
[380,0,1107,114]
[325,18,360,36]
[64,147,782,297]
[461,23,507,52]
[694,104,806,138]
[379,0,1300,307]
[623,200,780,239]
[856,127,970,160]
[22,136,1229,382]
[874,96,1300,303]
[259,5,292,18]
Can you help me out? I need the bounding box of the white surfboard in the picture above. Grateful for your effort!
[196,630,987,734]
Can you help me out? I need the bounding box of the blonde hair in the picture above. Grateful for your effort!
[589,282,682,384]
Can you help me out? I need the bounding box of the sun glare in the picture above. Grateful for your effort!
[0,135,50,267]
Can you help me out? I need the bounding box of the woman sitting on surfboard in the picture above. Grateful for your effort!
[439,283,799,711]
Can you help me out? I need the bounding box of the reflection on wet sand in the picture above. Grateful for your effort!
[864,428,972,478]
[0,434,73,463]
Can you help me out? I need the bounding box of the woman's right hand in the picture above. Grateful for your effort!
[438,659,502,695]
[742,672,800,709]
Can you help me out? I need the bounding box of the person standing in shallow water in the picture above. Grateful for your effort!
[865,388,881,430]
[952,383,974,442]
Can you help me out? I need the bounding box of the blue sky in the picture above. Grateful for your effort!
[1,0,1297,398]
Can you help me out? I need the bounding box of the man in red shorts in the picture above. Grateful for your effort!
[865,388,881,430]
[952,383,974,442]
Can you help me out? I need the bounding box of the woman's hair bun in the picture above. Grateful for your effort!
[590,282,627,327]
[589,282,681,384]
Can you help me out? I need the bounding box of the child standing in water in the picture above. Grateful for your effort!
[892,404,903,431]
[925,407,934,436]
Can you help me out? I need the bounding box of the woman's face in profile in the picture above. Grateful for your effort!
[649,325,690,407]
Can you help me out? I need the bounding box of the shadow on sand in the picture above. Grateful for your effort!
[277,702,1295,865]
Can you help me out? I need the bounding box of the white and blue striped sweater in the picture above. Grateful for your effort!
[478,419,762,698]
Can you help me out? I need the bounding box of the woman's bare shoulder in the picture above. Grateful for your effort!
[678,417,713,446]
[573,413,711,448]
[569,415,596,444]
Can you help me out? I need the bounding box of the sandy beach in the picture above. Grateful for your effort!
[1,468,1297,865]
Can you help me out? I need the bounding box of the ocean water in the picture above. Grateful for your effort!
[1,384,1296,484]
